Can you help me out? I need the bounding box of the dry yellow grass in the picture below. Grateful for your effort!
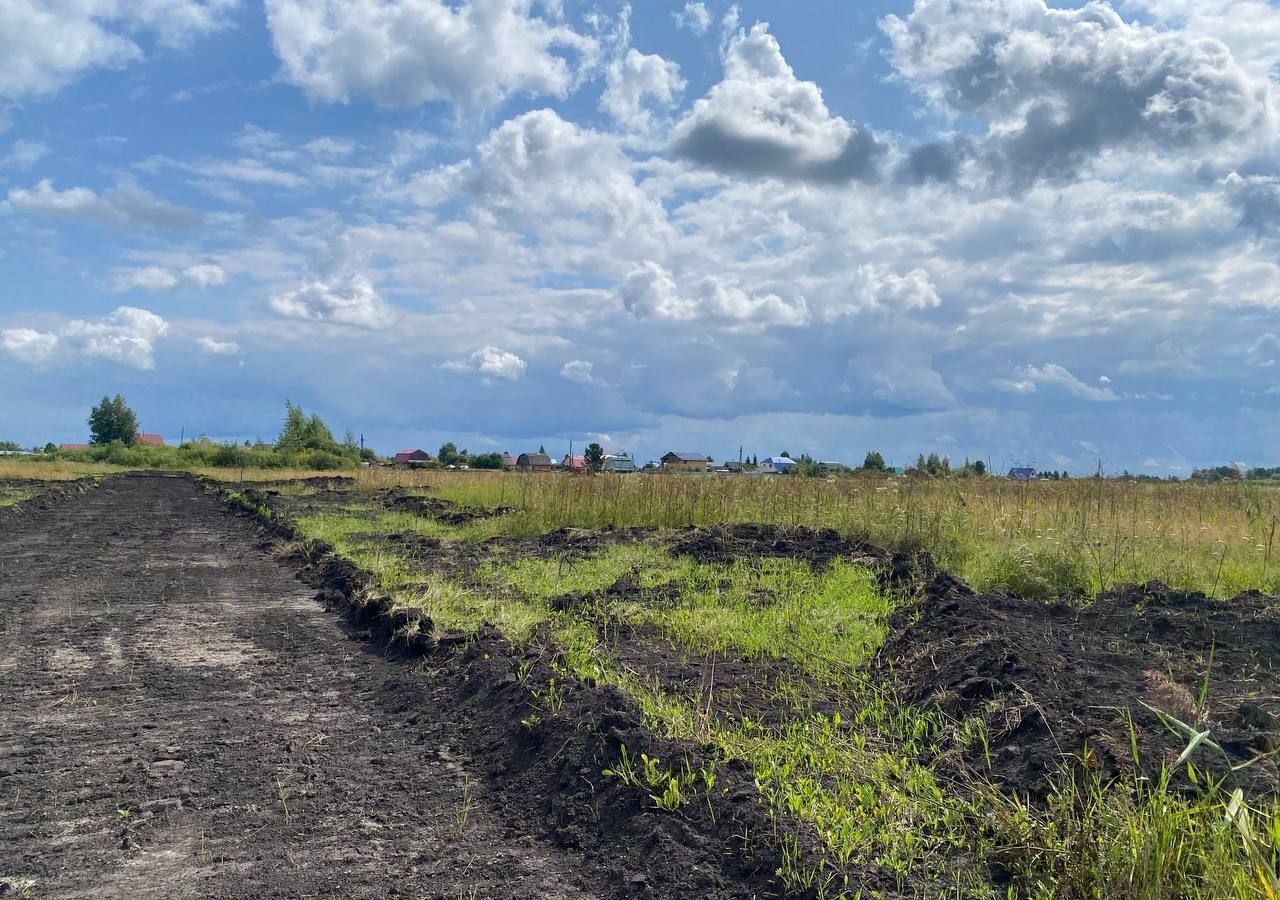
[352,469,1280,598]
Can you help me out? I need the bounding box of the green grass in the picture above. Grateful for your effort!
[354,470,1280,599]
[0,488,36,507]
[281,488,1280,899]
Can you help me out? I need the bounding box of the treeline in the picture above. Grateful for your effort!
[53,399,369,470]
[1190,465,1280,483]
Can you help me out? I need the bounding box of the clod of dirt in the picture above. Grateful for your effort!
[381,487,513,525]
[878,578,1280,799]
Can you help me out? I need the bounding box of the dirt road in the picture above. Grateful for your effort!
[0,474,619,899]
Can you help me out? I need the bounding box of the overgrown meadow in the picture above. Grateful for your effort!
[7,461,1280,896]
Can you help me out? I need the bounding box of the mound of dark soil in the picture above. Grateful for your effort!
[669,523,874,569]
[879,577,1280,799]
[381,487,513,525]
[209,479,892,898]
[0,476,99,524]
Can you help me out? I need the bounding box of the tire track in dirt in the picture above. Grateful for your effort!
[0,473,611,899]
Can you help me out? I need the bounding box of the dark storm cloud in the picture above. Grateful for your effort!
[672,118,886,184]
[883,0,1276,187]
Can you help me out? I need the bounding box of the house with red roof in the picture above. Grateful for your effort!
[137,433,165,446]
[393,449,433,466]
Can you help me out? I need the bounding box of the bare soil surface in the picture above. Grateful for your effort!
[879,575,1280,799]
[0,474,783,899]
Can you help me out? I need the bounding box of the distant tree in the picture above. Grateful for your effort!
[539,444,547,455]
[0,441,19,451]
[438,442,460,465]
[359,447,377,462]
[343,430,359,451]
[780,450,791,459]
[973,459,986,476]
[89,395,139,446]
[470,452,504,470]
[862,450,886,471]
[43,442,57,454]
[584,443,606,473]
[276,401,342,454]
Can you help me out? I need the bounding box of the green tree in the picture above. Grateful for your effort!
[276,401,346,456]
[539,444,547,455]
[43,442,57,454]
[781,450,791,459]
[0,441,19,451]
[88,395,139,446]
[471,452,504,470]
[585,442,605,473]
[862,450,886,471]
[438,442,459,465]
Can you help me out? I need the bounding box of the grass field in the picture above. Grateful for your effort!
[7,464,1280,895]
[340,469,1280,599]
[11,460,1280,602]
[238,473,1280,899]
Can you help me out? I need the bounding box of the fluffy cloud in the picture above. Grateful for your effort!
[673,2,711,34]
[0,328,58,365]
[600,49,685,132]
[419,108,674,266]
[197,336,240,355]
[671,23,885,183]
[445,346,527,381]
[265,0,596,111]
[269,273,396,329]
[1009,363,1119,401]
[0,0,238,100]
[1226,172,1280,234]
[560,359,594,383]
[619,261,940,326]
[2,307,169,369]
[63,306,169,368]
[6,179,198,229]
[112,263,227,292]
[882,0,1278,185]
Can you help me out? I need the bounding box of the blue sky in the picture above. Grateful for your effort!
[2,0,1280,472]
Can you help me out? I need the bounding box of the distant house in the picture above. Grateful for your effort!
[719,460,745,473]
[760,456,797,474]
[661,451,710,473]
[561,454,587,472]
[1008,467,1037,481]
[517,452,553,472]
[393,449,433,466]
[59,443,90,451]
[604,453,637,473]
[137,433,165,447]
[501,452,517,469]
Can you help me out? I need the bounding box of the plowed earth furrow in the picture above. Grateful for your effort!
[0,474,612,899]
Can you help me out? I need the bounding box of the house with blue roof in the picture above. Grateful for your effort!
[760,456,797,474]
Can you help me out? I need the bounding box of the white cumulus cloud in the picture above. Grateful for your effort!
[671,23,885,182]
[1015,363,1119,401]
[0,0,239,100]
[197,336,241,355]
[444,345,527,381]
[265,0,596,112]
[0,327,59,364]
[7,178,198,229]
[601,49,685,132]
[560,359,594,384]
[3,307,170,369]
[269,273,396,329]
[111,263,227,292]
[882,0,1279,184]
